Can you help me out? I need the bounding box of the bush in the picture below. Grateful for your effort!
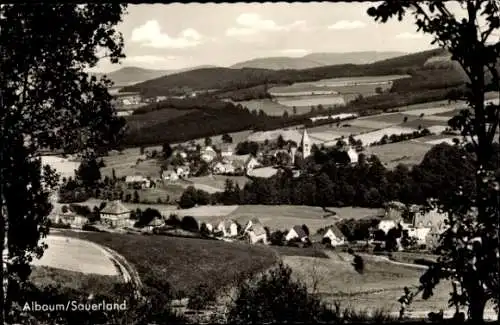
[180,216,199,232]
[187,283,217,310]
[227,262,338,324]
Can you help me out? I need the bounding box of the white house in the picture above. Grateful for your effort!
[201,146,217,163]
[285,225,309,242]
[100,200,131,228]
[378,201,406,233]
[347,147,359,164]
[408,206,448,245]
[245,157,261,171]
[49,205,87,229]
[323,226,347,247]
[162,170,179,181]
[125,175,150,189]
[216,220,239,237]
[245,220,268,245]
[220,144,234,158]
[176,166,190,179]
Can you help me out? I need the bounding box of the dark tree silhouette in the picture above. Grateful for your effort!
[162,142,173,160]
[368,1,500,322]
[0,4,127,323]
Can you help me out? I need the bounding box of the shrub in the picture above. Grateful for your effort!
[227,262,338,324]
[187,283,217,310]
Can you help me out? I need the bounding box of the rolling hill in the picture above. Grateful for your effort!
[91,65,216,87]
[122,49,449,97]
[230,51,407,70]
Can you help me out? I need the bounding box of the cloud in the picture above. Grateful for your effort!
[279,49,311,56]
[131,20,203,49]
[395,32,424,39]
[226,13,308,37]
[125,55,178,64]
[327,20,366,30]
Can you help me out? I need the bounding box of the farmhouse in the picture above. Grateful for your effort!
[245,157,261,171]
[220,144,234,158]
[406,205,448,245]
[216,219,239,237]
[285,225,309,242]
[125,175,151,189]
[245,222,268,245]
[378,201,405,233]
[176,166,190,178]
[100,200,131,228]
[49,206,87,229]
[322,225,347,247]
[201,146,217,163]
[145,218,165,232]
[162,169,179,181]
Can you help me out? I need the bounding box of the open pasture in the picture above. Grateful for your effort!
[307,124,374,137]
[102,156,162,179]
[32,235,119,276]
[30,266,122,295]
[41,155,80,180]
[247,128,303,143]
[188,175,251,191]
[277,95,346,108]
[59,231,278,297]
[238,99,296,116]
[305,75,410,87]
[309,131,343,143]
[403,105,459,117]
[284,252,452,315]
[354,127,416,146]
[364,141,433,168]
[399,118,448,130]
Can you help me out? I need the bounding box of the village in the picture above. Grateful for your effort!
[47,125,448,255]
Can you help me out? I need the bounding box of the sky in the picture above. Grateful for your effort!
[91,2,440,73]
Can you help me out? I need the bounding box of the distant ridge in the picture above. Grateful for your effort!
[91,65,217,87]
[230,51,407,70]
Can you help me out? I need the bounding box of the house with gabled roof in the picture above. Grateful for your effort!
[322,225,346,247]
[243,218,268,244]
[378,201,405,233]
[100,200,131,228]
[285,225,309,242]
[215,219,239,237]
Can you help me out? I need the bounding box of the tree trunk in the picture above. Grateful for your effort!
[469,296,486,324]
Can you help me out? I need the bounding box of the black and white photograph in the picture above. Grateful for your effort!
[0,1,499,324]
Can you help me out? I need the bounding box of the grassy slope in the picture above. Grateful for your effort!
[30,266,122,295]
[57,231,278,297]
[122,49,446,96]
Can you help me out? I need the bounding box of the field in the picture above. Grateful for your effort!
[353,127,417,146]
[283,252,452,315]
[308,124,374,136]
[196,205,383,233]
[58,231,278,297]
[32,235,119,276]
[247,128,303,143]
[187,175,251,192]
[41,155,80,180]
[30,265,121,295]
[237,99,295,116]
[364,141,434,168]
[276,95,346,108]
[101,151,161,179]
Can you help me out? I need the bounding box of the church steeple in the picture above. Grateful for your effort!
[301,128,311,158]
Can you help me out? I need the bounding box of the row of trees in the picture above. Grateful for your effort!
[205,143,490,209]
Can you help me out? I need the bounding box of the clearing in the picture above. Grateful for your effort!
[364,140,433,169]
[237,99,295,116]
[354,127,417,146]
[187,175,251,192]
[57,231,278,297]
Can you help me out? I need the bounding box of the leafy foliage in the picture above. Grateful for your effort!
[368,1,500,322]
[0,3,127,323]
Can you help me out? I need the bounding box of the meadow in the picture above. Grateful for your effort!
[363,141,434,168]
[58,231,278,297]
[30,266,122,296]
[196,205,383,234]
[276,95,346,108]
[238,99,296,116]
[125,108,197,132]
[353,127,417,146]
[40,155,80,180]
[283,252,453,315]
[31,235,119,276]
[187,175,251,192]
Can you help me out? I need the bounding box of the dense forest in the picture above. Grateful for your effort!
[180,143,500,209]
